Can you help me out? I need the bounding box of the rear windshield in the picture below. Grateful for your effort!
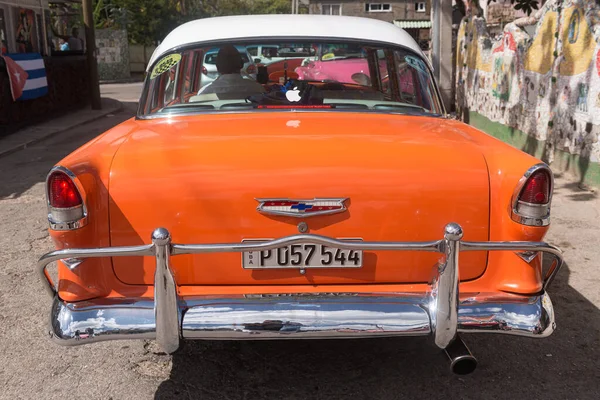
[140,40,443,117]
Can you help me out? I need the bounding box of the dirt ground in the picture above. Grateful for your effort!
[1,103,599,399]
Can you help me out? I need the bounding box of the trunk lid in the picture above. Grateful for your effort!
[109,112,489,285]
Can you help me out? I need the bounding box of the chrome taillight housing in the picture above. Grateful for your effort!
[510,163,553,227]
[46,166,88,230]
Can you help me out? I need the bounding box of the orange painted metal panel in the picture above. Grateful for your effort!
[49,112,550,301]
[108,113,490,285]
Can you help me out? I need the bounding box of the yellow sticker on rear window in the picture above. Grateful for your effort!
[322,53,335,60]
[150,54,182,79]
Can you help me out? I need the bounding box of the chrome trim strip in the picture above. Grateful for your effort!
[45,166,89,231]
[510,163,553,227]
[137,108,444,121]
[38,223,563,352]
[47,292,555,345]
[171,234,442,255]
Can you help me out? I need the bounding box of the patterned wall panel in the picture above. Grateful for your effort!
[95,29,130,81]
[456,0,600,167]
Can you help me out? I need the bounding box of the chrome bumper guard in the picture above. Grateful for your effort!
[38,223,563,354]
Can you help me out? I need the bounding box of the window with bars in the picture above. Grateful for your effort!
[365,4,392,12]
[321,4,342,15]
[415,2,426,12]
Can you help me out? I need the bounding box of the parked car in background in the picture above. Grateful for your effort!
[39,15,563,376]
[246,44,281,63]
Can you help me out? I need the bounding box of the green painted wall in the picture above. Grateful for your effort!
[469,111,600,187]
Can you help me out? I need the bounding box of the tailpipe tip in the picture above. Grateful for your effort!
[449,355,478,375]
[444,336,478,375]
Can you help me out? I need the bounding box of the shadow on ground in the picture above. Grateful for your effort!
[155,260,599,399]
[0,102,138,200]
[553,180,598,202]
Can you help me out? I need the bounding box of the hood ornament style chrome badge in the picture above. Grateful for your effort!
[256,198,348,217]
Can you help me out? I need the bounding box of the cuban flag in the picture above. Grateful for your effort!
[2,53,48,101]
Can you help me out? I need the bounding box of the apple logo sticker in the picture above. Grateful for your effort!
[285,87,302,102]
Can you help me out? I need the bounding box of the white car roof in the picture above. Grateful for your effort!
[147,15,423,69]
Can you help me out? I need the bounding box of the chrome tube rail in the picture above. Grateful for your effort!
[38,223,563,353]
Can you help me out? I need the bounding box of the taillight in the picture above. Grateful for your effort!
[49,172,82,208]
[511,165,552,226]
[246,64,256,74]
[202,66,208,75]
[46,167,87,230]
[519,171,549,204]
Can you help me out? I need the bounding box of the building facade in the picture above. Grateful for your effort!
[308,1,431,48]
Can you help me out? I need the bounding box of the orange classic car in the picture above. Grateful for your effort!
[39,15,563,375]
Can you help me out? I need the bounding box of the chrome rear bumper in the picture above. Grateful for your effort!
[39,223,563,353]
[49,292,555,344]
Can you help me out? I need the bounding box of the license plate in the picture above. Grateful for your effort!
[242,243,363,269]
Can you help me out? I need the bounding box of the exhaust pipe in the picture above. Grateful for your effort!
[444,336,478,375]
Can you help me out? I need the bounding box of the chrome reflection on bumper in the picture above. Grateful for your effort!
[49,298,156,343]
[38,223,563,353]
[182,294,431,339]
[48,292,555,345]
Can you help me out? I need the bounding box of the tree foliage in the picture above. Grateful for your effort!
[250,0,293,14]
[94,0,127,29]
[95,0,296,45]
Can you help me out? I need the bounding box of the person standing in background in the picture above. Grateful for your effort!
[59,38,69,51]
[53,27,83,52]
[67,27,83,51]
